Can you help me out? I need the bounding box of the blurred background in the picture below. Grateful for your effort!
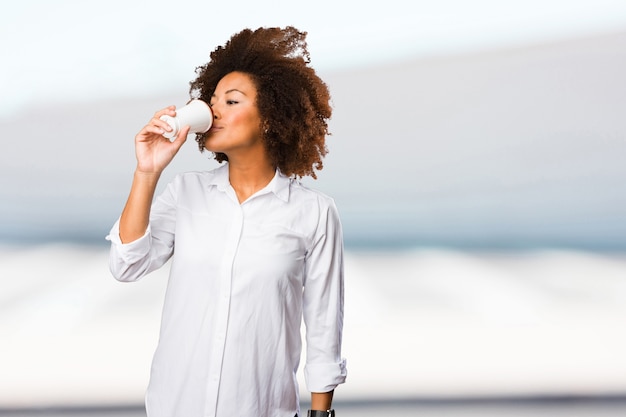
[2,0,626,416]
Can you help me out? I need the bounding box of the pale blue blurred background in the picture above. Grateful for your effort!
[2,0,626,415]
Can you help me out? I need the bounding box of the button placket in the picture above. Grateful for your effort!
[204,204,244,417]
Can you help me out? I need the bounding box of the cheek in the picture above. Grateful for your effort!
[237,113,262,136]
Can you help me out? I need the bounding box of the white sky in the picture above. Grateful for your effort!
[2,0,626,116]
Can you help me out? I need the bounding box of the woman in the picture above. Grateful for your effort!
[107,27,346,417]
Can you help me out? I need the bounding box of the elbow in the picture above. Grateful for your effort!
[109,259,148,283]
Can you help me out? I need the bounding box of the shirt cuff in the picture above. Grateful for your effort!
[304,358,347,393]
[106,220,152,262]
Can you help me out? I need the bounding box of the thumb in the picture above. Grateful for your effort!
[171,125,190,150]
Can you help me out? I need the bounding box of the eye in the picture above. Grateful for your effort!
[226,100,239,105]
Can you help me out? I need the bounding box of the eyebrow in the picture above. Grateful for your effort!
[212,88,247,97]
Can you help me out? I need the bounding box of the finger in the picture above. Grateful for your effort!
[153,105,176,118]
[150,116,173,133]
[172,125,191,147]
[137,124,167,138]
[137,106,177,139]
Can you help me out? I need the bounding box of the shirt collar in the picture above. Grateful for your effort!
[207,163,291,203]
[268,169,291,202]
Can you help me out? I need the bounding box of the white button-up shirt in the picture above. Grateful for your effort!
[107,164,346,417]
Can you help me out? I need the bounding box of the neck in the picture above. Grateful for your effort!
[228,157,276,204]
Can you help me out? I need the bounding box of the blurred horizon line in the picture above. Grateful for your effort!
[1,233,625,252]
[3,392,626,414]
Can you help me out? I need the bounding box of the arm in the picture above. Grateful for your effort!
[119,106,189,243]
[119,170,160,242]
[303,199,347,409]
[310,390,334,411]
[108,107,189,281]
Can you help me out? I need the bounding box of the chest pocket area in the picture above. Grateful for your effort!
[237,220,307,280]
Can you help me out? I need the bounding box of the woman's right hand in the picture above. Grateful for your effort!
[134,106,190,174]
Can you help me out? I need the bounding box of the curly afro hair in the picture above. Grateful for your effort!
[189,26,332,179]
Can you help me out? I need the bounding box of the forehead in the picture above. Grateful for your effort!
[214,71,257,96]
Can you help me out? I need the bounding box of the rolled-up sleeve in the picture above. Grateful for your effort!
[302,198,347,393]
[106,179,178,282]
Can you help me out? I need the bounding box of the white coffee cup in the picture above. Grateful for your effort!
[160,99,213,139]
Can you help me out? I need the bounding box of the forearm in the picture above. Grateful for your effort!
[310,390,334,411]
[119,170,161,243]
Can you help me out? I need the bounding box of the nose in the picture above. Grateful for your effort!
[210,105,219,120]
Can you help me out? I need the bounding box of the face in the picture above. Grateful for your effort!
[205,71,264,158]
